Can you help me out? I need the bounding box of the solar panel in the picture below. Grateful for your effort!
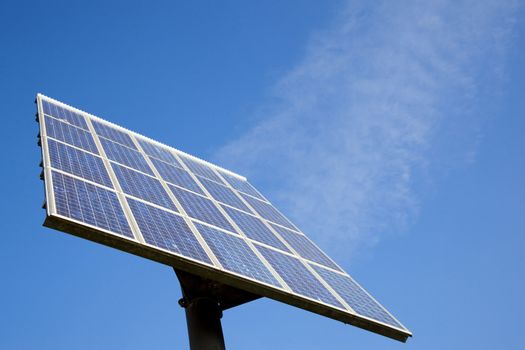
[219,171,266,200]
[51,171,134,238]
[100,137,154,175]
[222,206,291,253]
[199,177,252,212]
[149,157,205,195]
[128,198,212,265]
[240,194,298,231]
[45,116,99,154]
[178,154,225,184]
[42,100,89,130]
[256,245,344,309]
[47,139,113,188]
[92,119,138,149]
[311,265,404,330]
[270,223,342,272]
[168,185,235,232]
[195,222,280,287]
[37,94,411,342]
[138,138,182,167]
[112,163,178,211]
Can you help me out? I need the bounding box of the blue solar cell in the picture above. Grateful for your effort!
[48,139,113,188]
[199,177,251,212]
[91,120,137,149]
[45,116,99,154]
[270,224,342,272]
[219,172,265,200]
[312,266,404,329]
[52,171,133,238]
[179,155,224,183]
[100,138,153,175]
[127,199,212,264]
[42,100,89,130]
[150,158,204,195]
[169,185,234,232]
[195,223,280,287]
[257,246,344,309]
[138,139,182,167]
[222,206,291,252]
[112,163,177,211]
[241,194,297,231]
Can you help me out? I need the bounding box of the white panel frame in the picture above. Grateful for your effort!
[36,96,55,216]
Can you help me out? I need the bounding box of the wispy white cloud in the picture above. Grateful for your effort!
[215,0,519,260]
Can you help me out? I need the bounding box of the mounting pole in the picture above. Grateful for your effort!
[175,269,226,350]
[175,268,261,349]
[179,295,226,350]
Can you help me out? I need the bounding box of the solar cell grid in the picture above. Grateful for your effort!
[128,199,212,264]
[270,224,342,272]
[257,245,344,309]
[45,116,99,154]
[38,95,411,342]
[199,177,251,212]
[42,100,89,130]
[138,139,182,167]
[48,139,113,188]
[220,172,265,200]
[100,138,154,175]
[312,266,404,330]
[91,120,138,149]
[169,185,234,232]
[222,206,290,253]
[150,158,204,195]
[241,194,297,231]
[195,223,280,287]
[179,155,224,183]
[52,171,133,238]
[112,163,178,211]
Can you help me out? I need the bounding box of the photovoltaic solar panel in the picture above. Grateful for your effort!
[270,224,342,272]
[149,157,204,195]
[48,139,113,188]
[91,119,138,149]
[127,198,212,264]
[256,245,344,309]
[219,171,265,200]
[100,138,154,175]
[199,177,252,212]
[169,185,235,232]
[112,163,178,211]
[178,154,225,184]
[195,222,280,287]
[42,100,89,130]
[37,94,411,342]
[311,265,404,330]
[222,206,291,253]
[138,139,182,167]
[52,171,133,238]
[241,194,298,231]
[45,116,99,154]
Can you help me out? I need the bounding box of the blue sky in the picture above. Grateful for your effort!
[1,0,524,349]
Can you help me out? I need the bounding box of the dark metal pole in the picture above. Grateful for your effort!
[175,269,226,350]
[175,268,260,349]
[180,295,226,350]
